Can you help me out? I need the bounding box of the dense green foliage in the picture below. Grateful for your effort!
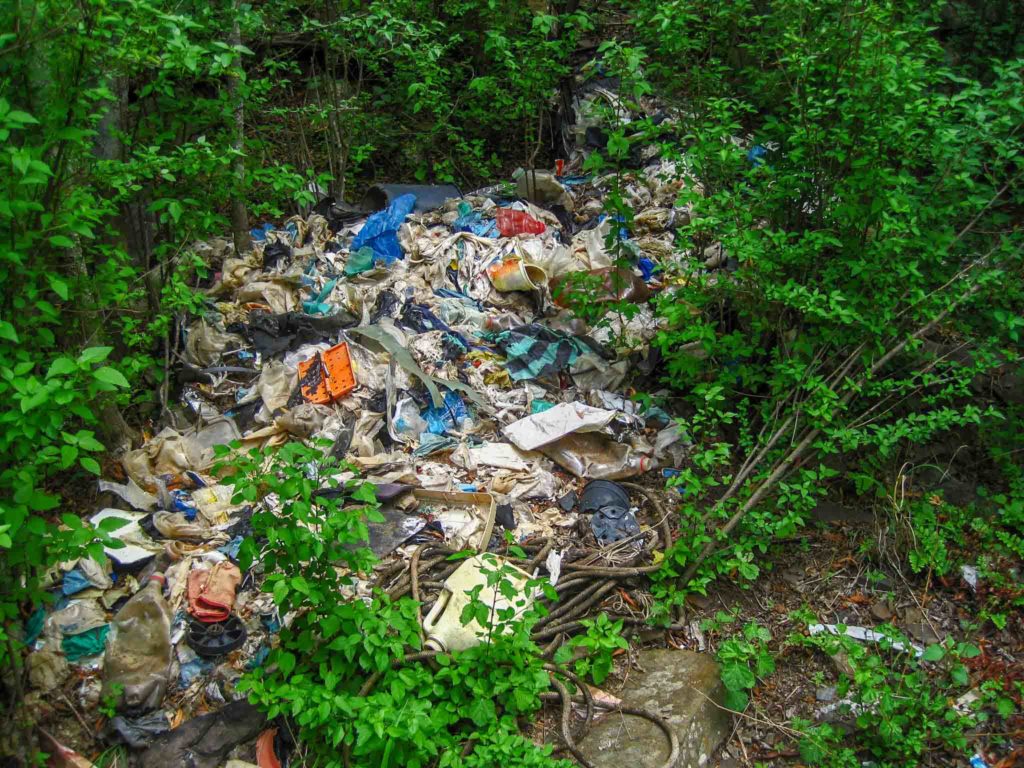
[624,0,1024,607]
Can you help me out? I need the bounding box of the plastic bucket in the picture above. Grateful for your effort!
[487,258,548,292]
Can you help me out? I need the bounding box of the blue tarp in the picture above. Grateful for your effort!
[351,193,416,264]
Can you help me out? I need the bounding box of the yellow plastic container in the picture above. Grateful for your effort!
[422,554,534,652]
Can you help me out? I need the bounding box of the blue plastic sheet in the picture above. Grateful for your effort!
[453,210,498,237]
[23,607,45,646]
[351,193,416,264]
[422,391,469,434]
[249,222,274,242]
[638,257,658,281]
[62,569,93,596]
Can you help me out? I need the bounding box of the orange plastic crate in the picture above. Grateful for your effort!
[297,341,355,404]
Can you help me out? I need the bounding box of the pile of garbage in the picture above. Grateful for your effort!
[24,159,698,764]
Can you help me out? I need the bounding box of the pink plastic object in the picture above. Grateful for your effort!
[496,208,545,237]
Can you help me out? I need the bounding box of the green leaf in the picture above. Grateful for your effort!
[723,689,749,711]
[48,235,75,249]
[93,366,129,388]
[61,444,79,468]
[78,346,112,364]
[959,643,981,659]
[80,456,100,475]
[0,320,18,343]
[277,651,296,677]
[922,644,945,662]
[47,357,76,378]
[48,275,69,299]
[995,697,1015,718]
[721,663,756,692]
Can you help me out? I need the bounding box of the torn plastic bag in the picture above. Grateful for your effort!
[102,711,171,749]
[488,324,604,382]
[349,325,489,412]
[361,503,426,556]
[122,419,241,490]
[343,246,377,276]
[138,700,267,768]
[392,397,428,442]
[262,240,292,271]
[231,310,355,358]
[192,484,245,526]
[450,442,533,471]
[514,169,574,210]
[414,489,495,551]
[99,478,158,511]
[235,275,301,314]
[48,600,108,637]
[490,467,558,500]
[63,624,110,661]
[276,402,332,439]
[351,192,416,264]
[256,360,296,413]
[153,512,227,544]
[422,391,469,435]
[90,509,162,566]
[502,402,617,451]
[453,209,498,237]
[184,319,244,367]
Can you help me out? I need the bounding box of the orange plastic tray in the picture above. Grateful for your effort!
[298,341,355,404]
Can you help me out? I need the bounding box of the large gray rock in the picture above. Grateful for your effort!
[579,649,730,768]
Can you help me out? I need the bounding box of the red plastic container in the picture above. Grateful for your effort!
[496,208,545,237]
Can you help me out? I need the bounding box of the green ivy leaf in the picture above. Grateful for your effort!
[80,456,100,475]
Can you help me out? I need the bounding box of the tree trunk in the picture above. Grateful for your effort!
[228,0,251,254]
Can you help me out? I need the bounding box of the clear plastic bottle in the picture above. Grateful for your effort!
[540,433,658,480]
[102,573,172,711]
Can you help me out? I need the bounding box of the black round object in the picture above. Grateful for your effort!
[580,480,630,518]
[186,616,247,658]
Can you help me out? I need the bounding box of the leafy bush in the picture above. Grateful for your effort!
[605,0,1024,609]
[218,442,568,768]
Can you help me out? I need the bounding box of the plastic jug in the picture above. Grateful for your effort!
[423,555,533,652]
[102,573,172,711]
[539,432,656,480]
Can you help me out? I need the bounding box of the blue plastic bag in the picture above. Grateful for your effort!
[351,193,416,264]
[422,390,469,434]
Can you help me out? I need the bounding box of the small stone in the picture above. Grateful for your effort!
[902,607,941,644]
[870,600,894,621]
